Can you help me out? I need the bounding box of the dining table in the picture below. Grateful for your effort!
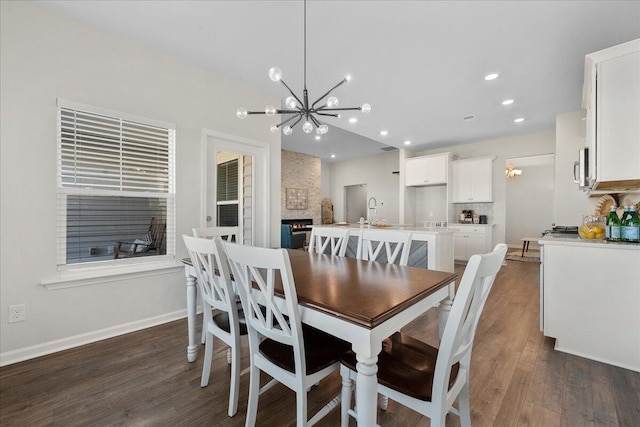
[182,249,458,426]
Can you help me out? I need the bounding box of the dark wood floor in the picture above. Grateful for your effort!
[1,259,639,426]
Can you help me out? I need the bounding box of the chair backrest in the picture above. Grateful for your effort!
[432,243,508,405]
[356,229,412,266]
[148,218,166,253]
[183,235,238,321]
[224,243,307,376]
[193,226,239,243]
[308,227,350,256]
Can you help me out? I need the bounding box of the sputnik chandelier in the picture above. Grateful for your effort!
[236,0,370,136]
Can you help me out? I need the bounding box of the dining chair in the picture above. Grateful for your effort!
[193,226,239,242]
[339,243,508,427]
[356,229,412,266]
[224,242,351,427]
[182,235,247,418]
[193,226,241,346]
[307,226,350,256]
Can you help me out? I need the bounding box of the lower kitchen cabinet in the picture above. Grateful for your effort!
[451,225,493,261]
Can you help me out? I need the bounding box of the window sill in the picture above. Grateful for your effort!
[41,260,185,290]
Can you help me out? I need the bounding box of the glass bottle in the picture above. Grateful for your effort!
[621,206,639,243]
[606,206,621,242]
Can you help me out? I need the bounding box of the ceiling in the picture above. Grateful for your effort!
[36,1,640,162]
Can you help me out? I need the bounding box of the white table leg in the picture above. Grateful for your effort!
[355,354,379,427]
[186,273,198,362]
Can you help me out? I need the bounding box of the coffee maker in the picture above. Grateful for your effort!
[459,209,474,223]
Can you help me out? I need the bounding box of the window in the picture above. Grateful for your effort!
[216,157,239,227]
[57,99,175,267]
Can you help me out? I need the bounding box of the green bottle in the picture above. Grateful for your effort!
[621,206,639,243]
[606,206,621,241]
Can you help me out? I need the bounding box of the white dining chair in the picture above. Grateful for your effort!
[193,226,241,346]
[182,235,247,418]
[193,226,239,242]
[340,243,508,427]
[224,242,351,427]
[356,229,412,266]
[308,226,350,256]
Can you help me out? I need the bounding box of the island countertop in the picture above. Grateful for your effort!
[314,224,455,234]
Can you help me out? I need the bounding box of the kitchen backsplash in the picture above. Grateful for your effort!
[450,202,493,224]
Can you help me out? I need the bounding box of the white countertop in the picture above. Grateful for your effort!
[539,234,640,250]
[314,224,455,234]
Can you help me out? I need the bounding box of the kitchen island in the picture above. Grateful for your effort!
[312,224,455,273]
[539,235,640,372]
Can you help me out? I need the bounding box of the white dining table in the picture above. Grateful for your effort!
[182,250,457,426]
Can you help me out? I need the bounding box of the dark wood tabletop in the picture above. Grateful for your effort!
[282,250,458,329]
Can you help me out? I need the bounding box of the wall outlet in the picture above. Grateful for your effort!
[9,304,26,323]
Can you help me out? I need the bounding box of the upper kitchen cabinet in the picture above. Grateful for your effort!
[451,157,494,203]
[583,38,640,191]
[405,152,451,187]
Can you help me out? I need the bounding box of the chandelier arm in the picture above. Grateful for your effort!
[316,112,340,117]
[309,115,322,128]
[245,111,267,115]
[279,79,304,108]
[289,114,304,129]
[279,109,303,114]
[321,107,363,112]
[276,114,302,128]
[311,79,347,108]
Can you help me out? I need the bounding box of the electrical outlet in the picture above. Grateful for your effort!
[9,304,26,323]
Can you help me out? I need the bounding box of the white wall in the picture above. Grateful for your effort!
[416,130,556,247]
[320,161,333,199]
[0,2,281,364]
[330,151,400,223]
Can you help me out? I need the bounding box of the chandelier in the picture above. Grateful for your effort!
[505,164,523,178]
[236,0,370,136]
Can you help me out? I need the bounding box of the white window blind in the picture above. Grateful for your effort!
[56,99,175,266]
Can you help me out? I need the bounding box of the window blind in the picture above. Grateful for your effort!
[57,100,175,267]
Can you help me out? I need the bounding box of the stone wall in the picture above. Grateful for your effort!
[281,150,321,226]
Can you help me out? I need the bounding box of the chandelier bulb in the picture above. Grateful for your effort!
[236,108,248,119]
[283,126,293,135]
[265,105,276,116]
[327,97,339,108]
[344,75,352,82]
[285,96,297,109]
[361,103,371,113]
[302,121,313,134]
[268,67,282,82]
[317,124,328,134]
[270,124,279,133]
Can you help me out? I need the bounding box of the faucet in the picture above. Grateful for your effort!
[367,197,377,222]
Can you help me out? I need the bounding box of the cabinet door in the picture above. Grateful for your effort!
[469,158,493,202]
[466,234,486,258]
[451,161,471,203]
[597,51,640,182]
[405,157,427,186]
[425,155,447,184]
[453,233,467,260]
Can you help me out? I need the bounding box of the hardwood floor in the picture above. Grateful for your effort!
[1,260,638,426]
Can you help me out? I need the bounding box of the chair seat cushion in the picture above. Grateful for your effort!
[212,311,248,335]
[340,332,459,402]
[259,325,351,375]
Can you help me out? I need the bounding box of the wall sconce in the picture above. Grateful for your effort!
[505,164,523,178]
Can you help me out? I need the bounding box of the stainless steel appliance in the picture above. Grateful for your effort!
[573,148,592,190]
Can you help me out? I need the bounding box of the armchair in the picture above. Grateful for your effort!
[281,224,306,249]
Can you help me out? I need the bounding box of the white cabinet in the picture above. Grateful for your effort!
[451,157,493,203]
[541,239,640,371]
[451,225,493,261]
[583,39,640,191]
[405,153,449,187]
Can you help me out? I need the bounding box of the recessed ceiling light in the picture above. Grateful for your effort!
[314,135,321,140]
[348,117,358,124]
[331,154,336,158]
[514,117,524,123]
[502,99,514,105]
[484,73,499,81]
[380,130,388,136]
[404,140,412,145]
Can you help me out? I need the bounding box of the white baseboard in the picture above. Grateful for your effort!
[0,309,188,367]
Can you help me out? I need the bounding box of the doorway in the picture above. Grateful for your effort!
[505,154,555,249]
[344,184,367,223]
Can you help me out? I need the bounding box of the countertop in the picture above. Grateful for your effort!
[539,234,640,250]
[314,224,455,234]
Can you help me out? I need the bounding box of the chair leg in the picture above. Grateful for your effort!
[458,379,472,427]
[296,388,308,427]
[228,340,241,417]
[246,364,260,427]
[201,317,206,344]
[200,330,213,387]
[340,365,353,427]
[379,394,388,411]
